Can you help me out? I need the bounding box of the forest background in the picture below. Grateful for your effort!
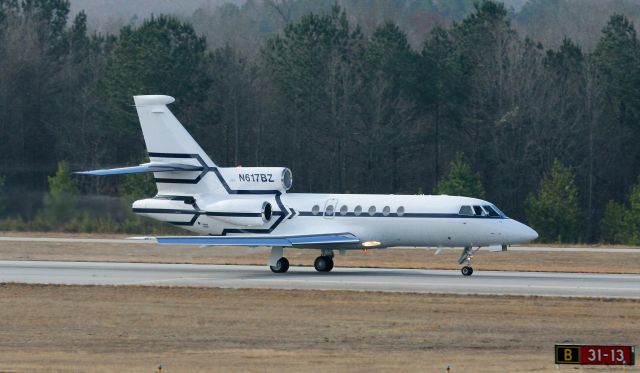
[1,0,639,243]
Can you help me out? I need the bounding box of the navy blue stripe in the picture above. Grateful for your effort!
[139,195,201,227]
[169,213,200,226]
[148,152,193,158]
[221,192,288,235]
[133,208,198,215]
[144,153,292,234]
[154,195,194,201]
[206,212,262,217]
[149,153,209,184]
[298,211,503,219]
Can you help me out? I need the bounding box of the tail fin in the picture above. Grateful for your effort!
[77,95,226,196]
[133,95,223,195]
[134,95,213,163]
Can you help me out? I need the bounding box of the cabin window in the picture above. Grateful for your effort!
[340,205,348,216]
[312,205,320,215]
[397,206,405,216]
[473,205,484,216]
[368,206,377,216]
[458,205,473,216]
[482,205,500,217]
[382,206,391,216]
[325,204,335,216]
[354,205,362,216]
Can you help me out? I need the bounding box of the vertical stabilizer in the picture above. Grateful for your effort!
[133,95,224,195]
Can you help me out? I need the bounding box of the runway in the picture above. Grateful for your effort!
[1,260,638,298]
[0,236,638,252]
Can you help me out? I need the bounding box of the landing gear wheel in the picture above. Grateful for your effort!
[461,266,474,276]
[325,256,334,272]
[270,257,289,273]
[314,256,334,272]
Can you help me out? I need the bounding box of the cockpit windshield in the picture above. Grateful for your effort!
[486,205,507,218]
[482,205,500,217]
[458,204,507,218]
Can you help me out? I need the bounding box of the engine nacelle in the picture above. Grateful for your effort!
[205,199,273,227]
[217,167,292,192]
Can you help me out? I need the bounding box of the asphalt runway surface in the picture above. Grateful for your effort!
[0,236,638,253]
[1,260,638,298]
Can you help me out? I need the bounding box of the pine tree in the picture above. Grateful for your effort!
[35,161,79,229]
[97,15,210,164]
[600,200,627,243]
[435,153,485,198]
[601,184,640,244]
[525,160,582,242]
[593,14,640,129]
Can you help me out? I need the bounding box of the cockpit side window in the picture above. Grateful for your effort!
[472,205,484,216]
[458,205,473,216]
[482,205,500,217]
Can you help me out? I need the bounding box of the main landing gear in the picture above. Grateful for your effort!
[314,256,334,272]
[269,247,336,273]
[458,246,477,276]
[314,249,334,272]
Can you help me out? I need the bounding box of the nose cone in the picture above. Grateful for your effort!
[522,224,539,242]
[507,220,539,243]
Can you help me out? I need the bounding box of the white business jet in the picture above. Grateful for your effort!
[78,95,538,275]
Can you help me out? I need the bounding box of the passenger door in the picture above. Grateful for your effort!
[323,198,338,219]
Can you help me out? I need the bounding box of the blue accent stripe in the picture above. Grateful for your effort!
[206,212,262,217]
[154,195,196,201]
[147,153,194,158]
[170,214,200,226]
[149,152,209,184]
[298,211,503,219]
[145,152,292,234]
[220,192,288,235]
[132,208,197,215]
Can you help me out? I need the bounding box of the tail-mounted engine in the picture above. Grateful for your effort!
[205,199,273,227]
[217,167,292,193]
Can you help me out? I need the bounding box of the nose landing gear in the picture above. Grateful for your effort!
[269,247,290,273]
[270,257,290,273]
[458,246,477,276]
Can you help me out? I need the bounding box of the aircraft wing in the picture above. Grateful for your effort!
[75,162,202,176]
[147,233,361,248]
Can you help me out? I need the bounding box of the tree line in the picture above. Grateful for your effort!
[0,0,639,243]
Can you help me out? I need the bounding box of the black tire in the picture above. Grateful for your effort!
[270,257,289,273]
[314,256,328,272]
[461,266,473,276]
[325,256,334,272]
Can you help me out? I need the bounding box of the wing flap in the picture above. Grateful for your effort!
[75,162,202,176]
[153,233,360,247]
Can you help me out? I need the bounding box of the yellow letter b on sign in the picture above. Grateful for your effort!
[555,346,580,364]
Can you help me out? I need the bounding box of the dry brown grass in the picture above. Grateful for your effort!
[1,234,640,274]
[0,283,638,372]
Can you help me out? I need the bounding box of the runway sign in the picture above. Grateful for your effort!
[555,345,635,365]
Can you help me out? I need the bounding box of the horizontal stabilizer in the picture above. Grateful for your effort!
[75,162,202,176]
[152,233,361,248]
